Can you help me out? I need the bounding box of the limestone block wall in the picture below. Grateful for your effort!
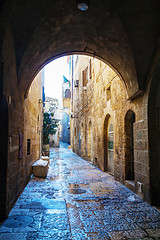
[24,71,44,175]
[71,55,149,202]
[1,25,25,216]
[0,25,44,217]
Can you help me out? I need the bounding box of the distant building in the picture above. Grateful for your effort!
[62,75,71,109]
[60,112,70,144]
[44,97,60,113]
[60,76,71,144]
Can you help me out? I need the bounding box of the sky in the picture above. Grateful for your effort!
[44,56,69,102]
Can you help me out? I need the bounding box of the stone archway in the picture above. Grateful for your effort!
[1,0,160,218]
[124,110,135,181]
[2,0,160,102]
[2,1,140,100]
[148,61,160,206]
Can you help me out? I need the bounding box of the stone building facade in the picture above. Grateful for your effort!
[71,55,149,201]
[60,76,71,144]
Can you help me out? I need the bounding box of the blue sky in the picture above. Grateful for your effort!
[44,56,69,101]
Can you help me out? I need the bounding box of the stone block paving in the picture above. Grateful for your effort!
[0,145,160,239]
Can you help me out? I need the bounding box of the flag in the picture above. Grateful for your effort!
[63,75,70,87]
[63,75,69,83]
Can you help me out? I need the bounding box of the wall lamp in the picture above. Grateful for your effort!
[77,0,90,11]
[70,112,78,118]
[38,99,43,103]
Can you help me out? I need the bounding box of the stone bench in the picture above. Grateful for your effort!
[41,156,50,164]
[32,159,48,178]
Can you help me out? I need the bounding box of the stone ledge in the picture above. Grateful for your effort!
[32,160,48,178]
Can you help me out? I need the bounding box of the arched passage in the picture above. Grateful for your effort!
[124,110,135,181]
[148,61,160,205]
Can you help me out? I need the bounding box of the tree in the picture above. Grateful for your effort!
[43,112,59,144]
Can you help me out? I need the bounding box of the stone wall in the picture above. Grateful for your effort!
[1,25,25,217]
[71,55,150,202]
[24,70,44,173]
[0,25,44,218]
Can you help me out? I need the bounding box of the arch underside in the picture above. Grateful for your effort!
[19,25,138,99]
[5,1,141,99]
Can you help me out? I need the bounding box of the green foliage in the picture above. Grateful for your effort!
[43,112,59,144]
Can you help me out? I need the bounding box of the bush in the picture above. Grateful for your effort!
[43,112,59,144]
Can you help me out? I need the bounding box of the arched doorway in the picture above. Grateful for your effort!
[124,110,135,181]
[104,115,114,174]
[148,61,160,205]
[87,121,92,162]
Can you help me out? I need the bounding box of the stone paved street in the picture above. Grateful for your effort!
[0,144,160,239]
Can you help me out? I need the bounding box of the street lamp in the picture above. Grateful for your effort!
[70,112,78,118]
[76,0,90,11]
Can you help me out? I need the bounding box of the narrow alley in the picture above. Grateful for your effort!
[0,145,160,240]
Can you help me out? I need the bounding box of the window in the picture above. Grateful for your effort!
[107,86,111,101]
[82,67,88,87]
[74,127,77,136]
[79,132,81,149]
[89,59,92,79]
[125,110,135,180]
[75,55,79,67]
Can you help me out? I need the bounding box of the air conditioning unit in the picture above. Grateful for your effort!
[74,80,79,87]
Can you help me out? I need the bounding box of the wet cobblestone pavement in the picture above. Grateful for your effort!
[1,145,160,239]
